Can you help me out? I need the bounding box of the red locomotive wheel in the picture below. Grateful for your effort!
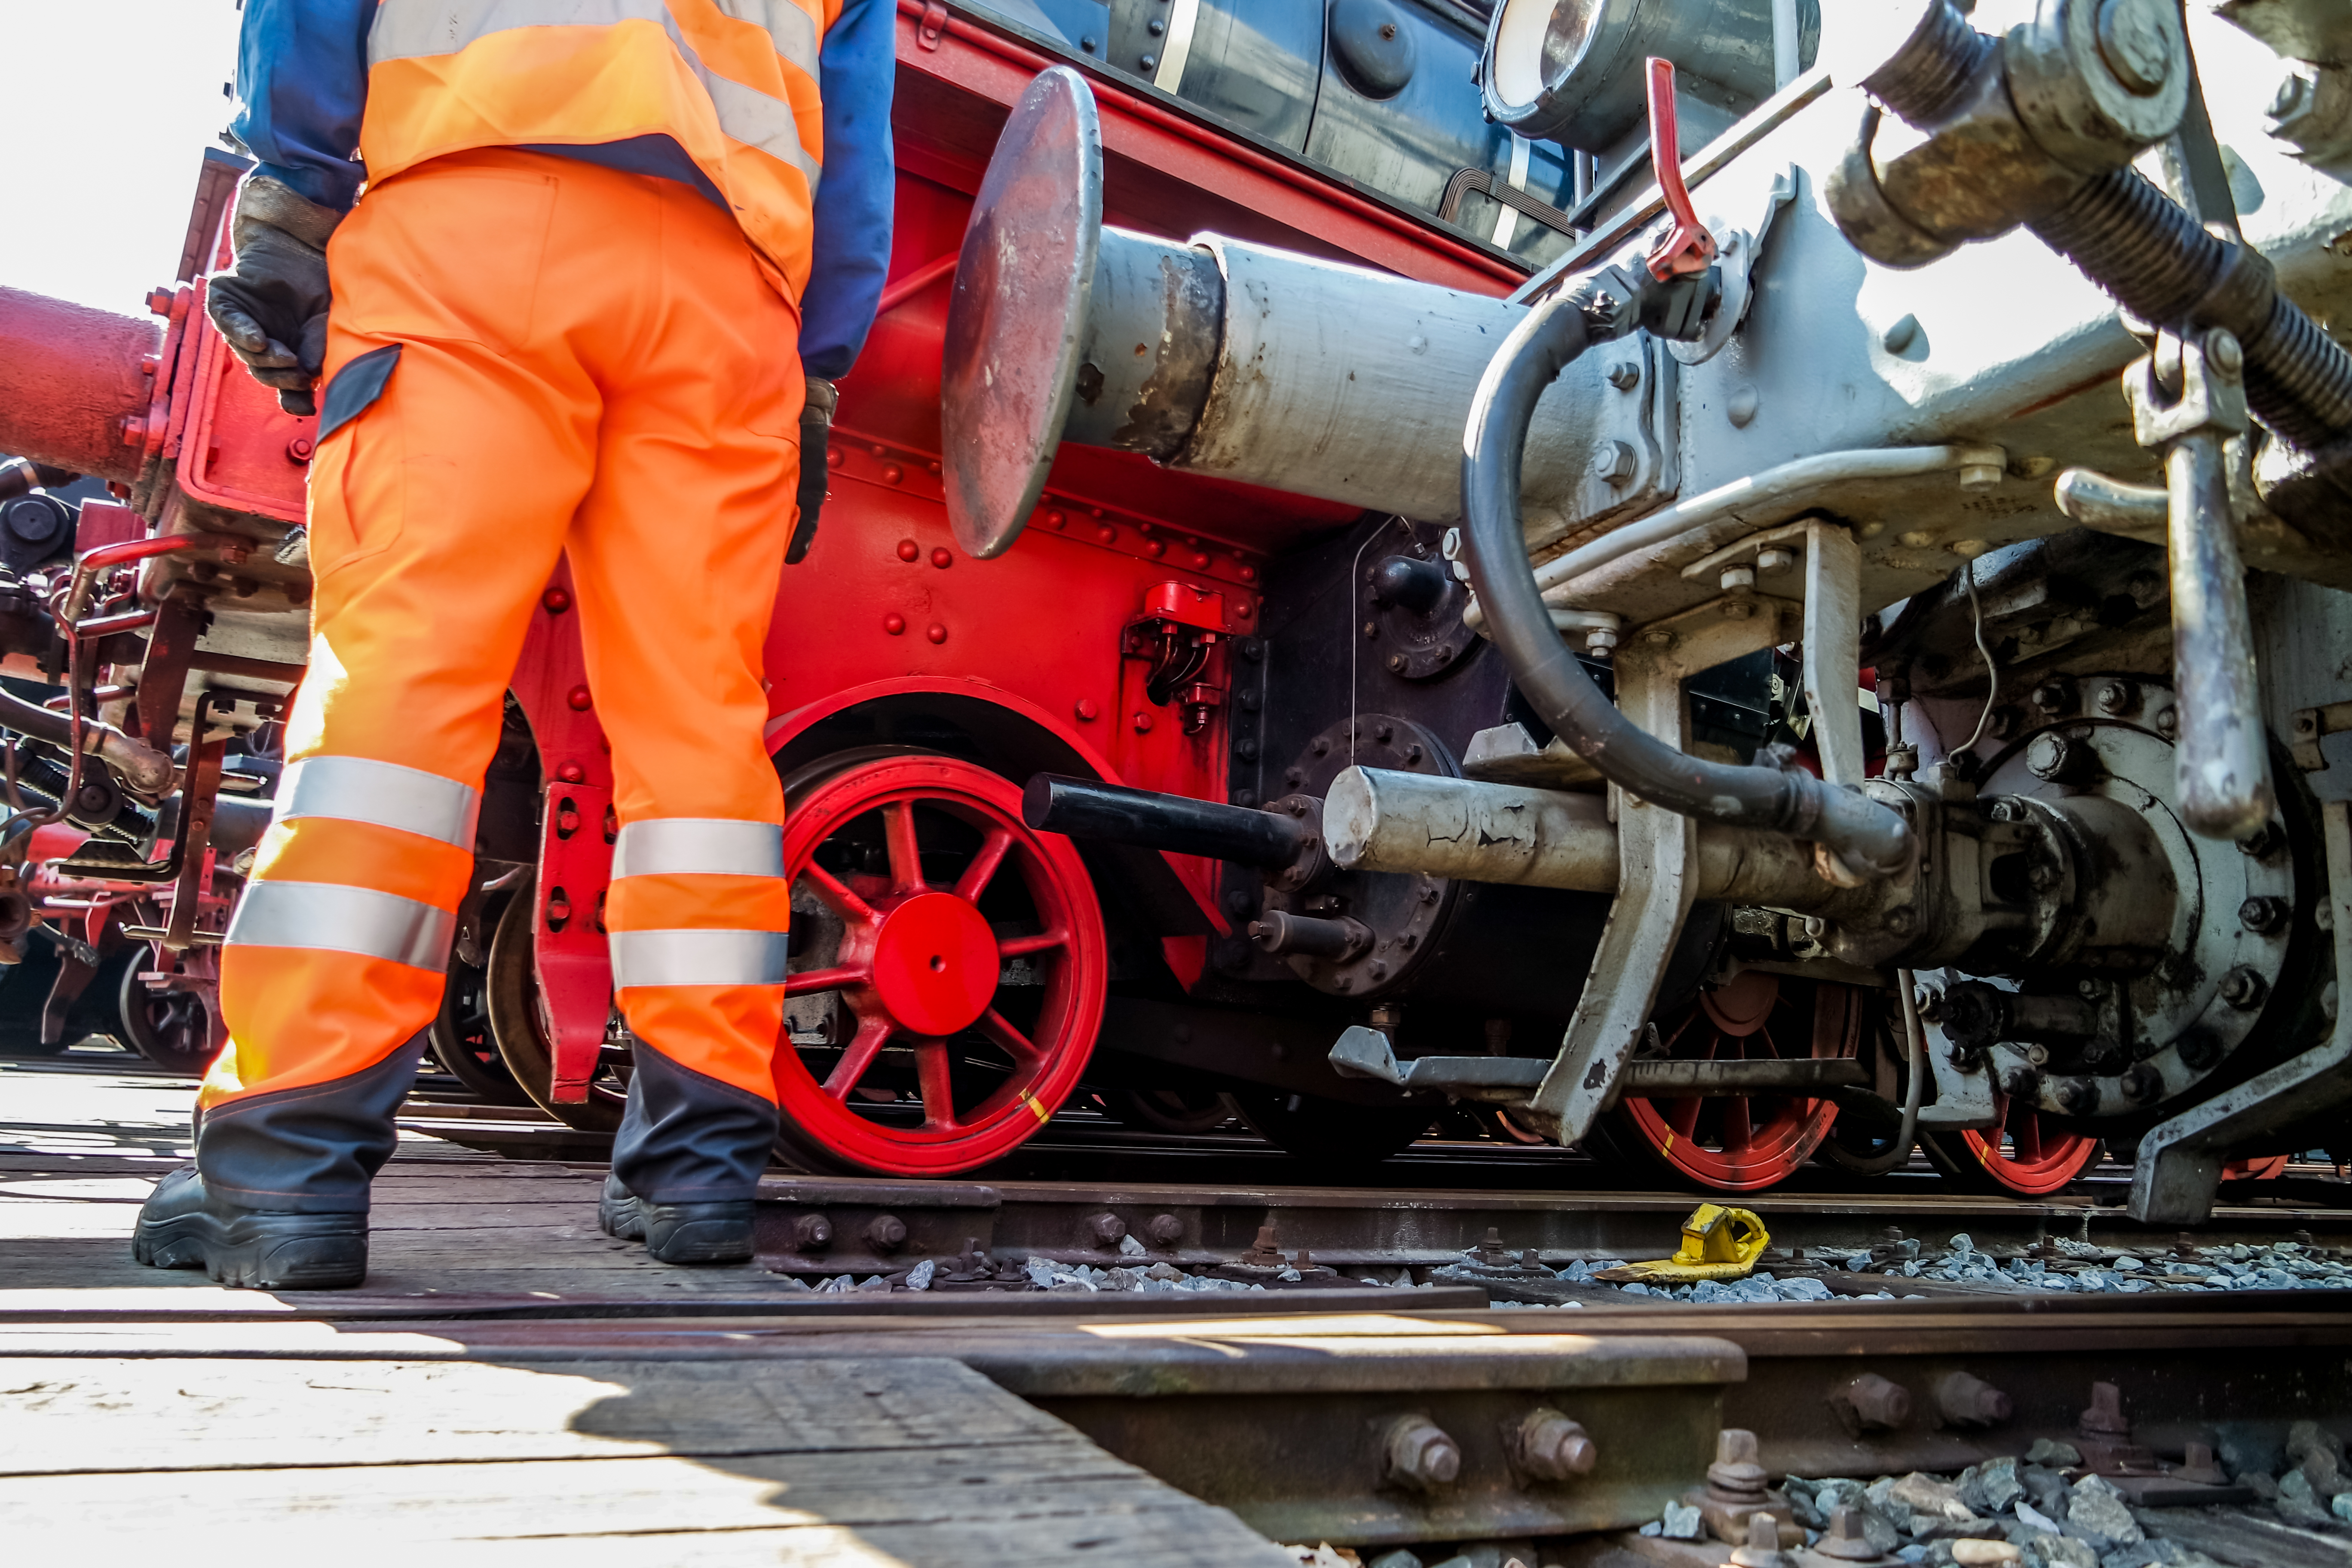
[1923,1097,2101,1195]
[1608,974,1860,1193]
[772,754,1107,1176]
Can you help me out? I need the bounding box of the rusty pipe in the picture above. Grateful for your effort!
[0,287,160,483]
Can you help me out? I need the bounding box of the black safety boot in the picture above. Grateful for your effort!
[132,1166,368,1289]
[597,1173,753,1263]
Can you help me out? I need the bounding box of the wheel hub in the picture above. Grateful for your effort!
[869,891,1000,1036]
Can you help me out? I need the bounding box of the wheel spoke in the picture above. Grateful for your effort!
[1666,1096,1702,1139]
[2013,1112,2043,1164]
[995,928,1068,959]
[979,1008,1044,1067]
[784,963,870,996]
[821,1014,894,1099]
[913,1038,959,1131]
[955,827,1016,903]
[1722,1095,1755,1153]
[800,862,879,928]
[884,801,928,894]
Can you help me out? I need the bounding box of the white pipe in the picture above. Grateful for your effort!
[1771,0,1801,89]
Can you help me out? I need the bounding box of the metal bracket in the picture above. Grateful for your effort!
[1911,966,2001,1130]
[2125,328,2274,841]
[535,779,615,1104]
[1519,604,1788,1143]
[2129,799,2352,1224]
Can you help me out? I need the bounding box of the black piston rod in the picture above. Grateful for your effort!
[1023,774,1311,869]
[1457,275,1914,878]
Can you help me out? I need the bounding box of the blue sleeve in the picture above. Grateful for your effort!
[799,0,897,381]
[230,0,376,213]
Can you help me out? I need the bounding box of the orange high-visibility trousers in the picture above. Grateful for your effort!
[197,149,802,1211]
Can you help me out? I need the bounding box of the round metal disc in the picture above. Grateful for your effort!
[941,66,1103,560]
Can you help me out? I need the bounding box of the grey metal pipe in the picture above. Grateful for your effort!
[1456,272,1914,879]
[1324,766,1845,910]
[0,688,175,797]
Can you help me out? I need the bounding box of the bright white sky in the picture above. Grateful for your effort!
[4,3,245,315]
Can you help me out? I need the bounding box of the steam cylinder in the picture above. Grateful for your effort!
[0,287,159,482]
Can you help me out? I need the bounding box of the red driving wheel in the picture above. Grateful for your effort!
[771,754,1107,1175]
[1608,973,1860,1192]
[1924,1096,2101,1194]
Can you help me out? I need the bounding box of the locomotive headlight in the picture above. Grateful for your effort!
[1483,0,1613,144]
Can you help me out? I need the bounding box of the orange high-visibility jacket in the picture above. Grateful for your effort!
[360,0,842,292]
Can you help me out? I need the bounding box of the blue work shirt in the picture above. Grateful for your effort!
[230,0,896,381]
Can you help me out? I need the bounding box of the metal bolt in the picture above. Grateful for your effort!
[2055,1077,2098,1114]
[1382,1414,1461,1491]
[791,1212,834,1251]
[2219,965,2268,1010]
[1513,1407,1597,1480]
[2096,0,2171,95]
[2155,705,2179,738]
[2238,821,2282,858]
[2240,895,2291,934]
[2024,732,2078,781]
[1755,546,1796,575]
[1720,565,1757,591]
[1815,1507,1885,1562]
[1585,627,1618,658]
[1144,1213,1184,1248]
[1914,985,1944,1022]
[864,1214,908,1252]
[2206,328,2244,380]
[2094,679,2135,714]
[1083,1212,1127,1249]
[2031,678,2075,714]
[1730,1510,1792,1568]
[1590,439,1638,486]
[2079,1380,2131,1435]
[2177,1440,2228,1484]
[2121,1063,2163,1103]
[1605,361,1641,391]
[1831,1372,1912,1431]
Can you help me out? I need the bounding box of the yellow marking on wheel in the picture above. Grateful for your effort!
[1023,1092,1050,1123]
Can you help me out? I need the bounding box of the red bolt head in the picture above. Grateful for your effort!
[1191,552,1210,569]
[1046,510,1066,529]
[1096,525,1115,543]
[145,288,175,317]
[870,443,887,458]
[557,762,586,784]
[930,546,952,569]
[555,808,581,833]
[883,612,906,635]
[926,622,948,644]
[1147,539,1166,557]
[882,462,904,484]
[1235,602,1255,621]
[927,460,941,474]
[896,539,920,562]
[1132,711,1152,733]
[542,587,571,614]
[1074,698,1099,722]
[567,685,593,711]
[286,436,314,463]
[1240,565,1259,582]
[825,447,844,469]
[546,894,572,920]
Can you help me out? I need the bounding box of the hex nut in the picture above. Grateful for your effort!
[1083,1211,1127,1249]
[2240,895,2291,935]
[864,1213,909,1252]
[1720,565,1758,591]
[1591,439,1638,486]
[1512,1407,1597,1481]
[792,1212,834,1251]
[2219,965,2268,1010]
[1144,1213,1185,1248]
[1830,1372,1913,1432]
[1383,1414,1461,1491]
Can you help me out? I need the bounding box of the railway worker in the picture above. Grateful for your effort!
[132,0,895,1288]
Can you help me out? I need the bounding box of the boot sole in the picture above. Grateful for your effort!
[132,1209,368,1290]
[598,1191,647,1242]
[644,1218,755,1265]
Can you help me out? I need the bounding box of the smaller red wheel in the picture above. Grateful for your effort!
[1923,1095,2100,1195]
[2223,1154,2290,1181]
[1607,975,1859,1193]
[773,755,1107,1176]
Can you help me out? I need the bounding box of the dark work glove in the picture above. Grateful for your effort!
[785,376,838,566]
[206,176,342,418]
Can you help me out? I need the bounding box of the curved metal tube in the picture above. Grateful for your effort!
[0,687,175,798]
[1455,285,1914,878]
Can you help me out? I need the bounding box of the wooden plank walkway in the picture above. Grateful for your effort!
[0,1056,1311,1564]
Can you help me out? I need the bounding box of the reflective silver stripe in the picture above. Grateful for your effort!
[225,881,455,971]
[370,0,823,188]
[611,818,784,880]
[275,756,481,850]
[609,928,790,988]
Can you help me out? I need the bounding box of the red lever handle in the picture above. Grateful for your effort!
[1643,58,1718,282]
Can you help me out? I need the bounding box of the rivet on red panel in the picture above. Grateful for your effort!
[930,547,952,569]
[567,685,593,711]
[882,463,903,485]
[927,623,948,644]
[1132,711,1152,733]
[542,587,571,614]
[896,539,920,562]
[883,613,906,635]
[827,448,844,469]
[1074,699,1099,722]
[557,762,587,784]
